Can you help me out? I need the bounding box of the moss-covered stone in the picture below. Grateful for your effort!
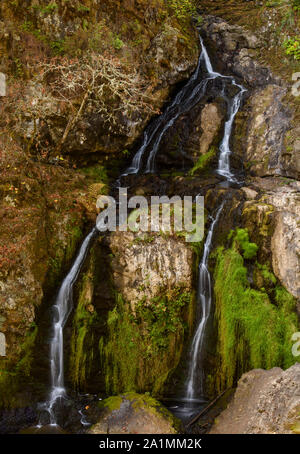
[208,228,299,396]
[90,392,180,434]
[99,288,195,396]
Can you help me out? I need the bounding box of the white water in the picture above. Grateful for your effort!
[122,37,245,179]
[122,37,221,176]
[42,35,245,427]
[185,203,224,400]
[182,38,245,407]
[217,80,246,181]
[45,228,97,425]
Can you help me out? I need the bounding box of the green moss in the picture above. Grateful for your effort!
[229,227,258,259]
[167,0,197,21]
[80,164,108,183]
[15,323,38,377]
[0,322,38,408]
[100,288,193,396]
[47,222,83,288]
[69,268,98,389]
[257,263,277,285]
[97,392,180,431]
[189,147,217,176]
[213,235,299,393]
[126,392,181,429]
[98,395,123,411]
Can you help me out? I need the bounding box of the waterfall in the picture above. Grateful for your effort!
[122,37,220,176]
[121,37,245,179]
[45,228,97,425]
[185,203,224,401]
[217,80,246,182]
[181,38,245,410]
[41,34,245,428]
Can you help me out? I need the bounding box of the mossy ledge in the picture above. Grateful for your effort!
[207,228,299,395]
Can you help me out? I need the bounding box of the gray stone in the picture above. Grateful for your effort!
[211,364,300,434]
[0,73,6,96]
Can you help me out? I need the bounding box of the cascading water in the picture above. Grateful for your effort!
[122,37,245,179]
[121,37,222,177]
[217,80,246,182]
[176,39,245,420]
[39,34,245,430]
[185,203,224,401]
[44,228,97,425]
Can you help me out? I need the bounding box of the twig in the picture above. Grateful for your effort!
[186,389,229,428]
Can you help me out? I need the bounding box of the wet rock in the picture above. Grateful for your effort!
[201,16,278,87]
[243,85,292,178]
[210,363,300,434]
[198,103,223,156]
[0,406,37,434]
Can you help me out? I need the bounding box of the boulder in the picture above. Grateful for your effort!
[210,363,300,434]
[89,394,179,434]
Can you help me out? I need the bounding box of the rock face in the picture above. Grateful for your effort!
[108,230,194,310]
[210,364,300,434]
[0,160,102,408]
[94,228,198,396]
[0,0,198,162]
[244,85,291,177]
[201,16,274,87]
[201,15,299,180]
[244,178,300,302]
[89,394,179,435]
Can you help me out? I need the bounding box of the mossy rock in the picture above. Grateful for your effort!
[208,227,299,396]
[90,393,180,434]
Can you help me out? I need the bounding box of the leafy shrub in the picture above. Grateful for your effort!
[283,37,300,60]
[112,35,125,50]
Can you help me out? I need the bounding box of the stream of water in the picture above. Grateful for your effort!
[40,35,245,429]
[43,228,97,425]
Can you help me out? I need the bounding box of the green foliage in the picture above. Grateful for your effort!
[41,2,58,15]
[100,289,192,395]
[257,263,277,285]
[99,395,123,411]
[50,39,65,55]
[213,240,298,391]
[284,37,300,60]
[167,0,197,20]
[232,228,258,259]
[135,289,190,348]
[189,147,216,176]
[81,164,108,184]
[112,34,125,50]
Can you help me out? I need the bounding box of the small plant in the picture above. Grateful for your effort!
[112,35,125,50]
[77,4,90,14]
[50,39,65,55]
[283,37,300,60]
